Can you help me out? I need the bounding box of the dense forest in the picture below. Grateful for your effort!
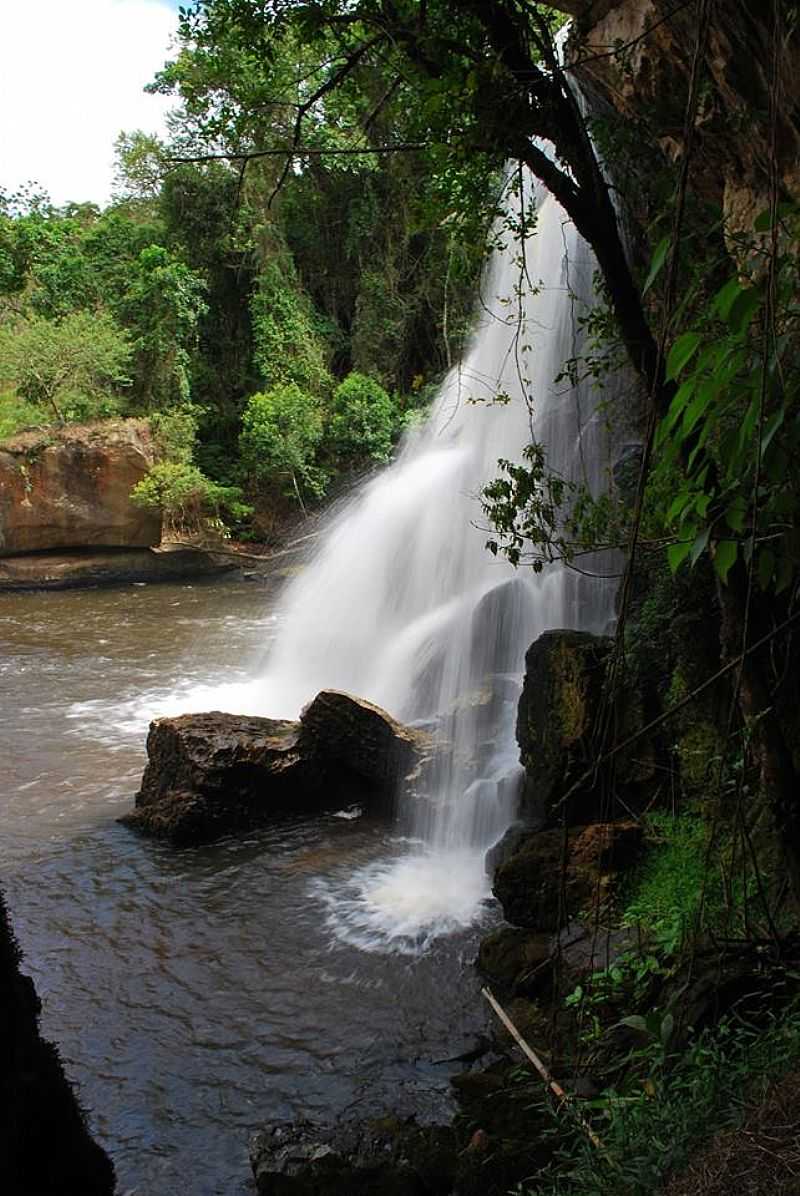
[4,2,800,1194]
[0,66,487,536]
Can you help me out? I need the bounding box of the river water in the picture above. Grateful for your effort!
[0,577,495,1195]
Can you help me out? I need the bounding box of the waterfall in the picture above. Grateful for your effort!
[243,175,616,950]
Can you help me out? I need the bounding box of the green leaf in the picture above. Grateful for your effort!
[727,286,762,335]
[682,382,714,436]
[618,1015,649,1033]
[690,525,711,566]
[666,332,702,381]
[712,277,744,321]
[643,235,670,295]
[668,540,692,573]
[761,408,784,456]
[713,538,738,584]
[725,497,747,533]
[754,202,799,232]
[776,555,794,595]
[667,490,691,523]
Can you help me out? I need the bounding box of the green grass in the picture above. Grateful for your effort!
[518,996,800,1195]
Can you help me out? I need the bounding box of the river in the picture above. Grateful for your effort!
[0,577,495,1195]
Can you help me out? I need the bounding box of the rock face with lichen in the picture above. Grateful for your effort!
[552,0,800,240]
[122,689,432,846]
[0,419,161,555]
[516,629,613,823]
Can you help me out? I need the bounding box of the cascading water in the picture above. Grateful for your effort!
[214,174,617,951]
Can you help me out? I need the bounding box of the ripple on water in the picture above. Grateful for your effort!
[0,580,496,1196]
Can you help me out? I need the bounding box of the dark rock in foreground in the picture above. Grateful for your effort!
[121,689,430,846]
[249,1118,457,1196]
[516,629,613,823]
[0,891,115,1195]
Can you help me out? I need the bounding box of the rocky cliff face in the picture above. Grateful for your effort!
[0,419,161,555]
[555,0,800,239]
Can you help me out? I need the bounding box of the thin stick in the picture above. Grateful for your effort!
[481,986,606,1153]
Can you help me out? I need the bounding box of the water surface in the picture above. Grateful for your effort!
[1,579,493,1195]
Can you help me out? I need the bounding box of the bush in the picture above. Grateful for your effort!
[327,371,398,464]
[131,460,250,540]
[239,382,325,505]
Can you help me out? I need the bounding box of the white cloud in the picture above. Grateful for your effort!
[0,0,178,207]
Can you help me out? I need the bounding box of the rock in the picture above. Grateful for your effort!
[249,1118,456,1196]
[0,545,237,591]
[0,890,115,1195]
[612,442,644,505]
[0,419,161,554]
[561,1,800,243]
[469,578,535,678]
[122,691,430,845]
[298,689,425,790]
[476,927,553,996]
[485,818,544,879]
[570,820,643,871]
[492,822,642,930]
[517,629,613,822]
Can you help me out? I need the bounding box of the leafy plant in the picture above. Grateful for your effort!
[131,460,250,540]
[239,382,326,507]
[326,371,397,465]
[0,310,132,423]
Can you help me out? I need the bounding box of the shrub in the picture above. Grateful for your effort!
[327,371,397,464]
[239,382,325,506]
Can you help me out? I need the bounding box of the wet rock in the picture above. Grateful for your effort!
[249,1118,456,1196]
[0,545,237,590]
[492,822,642,930]
[484,817,544,879]
[122,691,430,845]
[298,689,425,790]
[612,441,644,505]
[0,419,161,554]
[517,629,613,823]
[0,890,115,1195]
[477,927,553,996]
[469,578,535,677]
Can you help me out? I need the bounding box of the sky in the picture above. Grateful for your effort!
[1,0,181,208]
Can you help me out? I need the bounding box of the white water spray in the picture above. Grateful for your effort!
[217,177,617,950]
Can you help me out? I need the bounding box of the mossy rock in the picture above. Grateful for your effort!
[476,927,553,995]
[516,630,613,822]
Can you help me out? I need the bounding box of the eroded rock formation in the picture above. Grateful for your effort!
[0,419,161,555]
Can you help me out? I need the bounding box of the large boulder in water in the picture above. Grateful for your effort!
[0,419,161,554]
[121,690,431,846]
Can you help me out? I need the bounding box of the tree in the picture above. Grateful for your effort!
[327,371,396,464]
[118,244,208,411]
[239,382,325,508]
[0,310,132,423]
